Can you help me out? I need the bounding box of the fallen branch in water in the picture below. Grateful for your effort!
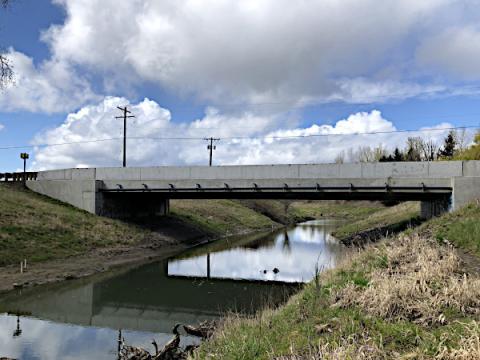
[119,321,218,360]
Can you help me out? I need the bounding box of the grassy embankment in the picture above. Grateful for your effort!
[0,184,282,267]
[0,183,161,266]
[415,202,480,258]
[1,184,387,268]
[194,203,480,359]
[289,200,385,222]
[332,201,421,243]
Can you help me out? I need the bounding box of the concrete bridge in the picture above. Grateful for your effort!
[25,161,480,219]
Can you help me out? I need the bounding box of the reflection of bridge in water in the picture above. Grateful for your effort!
[0,257,298,334]
[168,222,343,283]
[0,222,341,335]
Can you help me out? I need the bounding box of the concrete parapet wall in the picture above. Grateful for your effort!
[463,161,480,176]
[34,161,480,182]
[93,161,476,181]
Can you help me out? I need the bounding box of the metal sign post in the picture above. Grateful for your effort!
[20,152,29,188]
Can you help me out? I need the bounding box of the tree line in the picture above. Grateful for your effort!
[335,129,480,163]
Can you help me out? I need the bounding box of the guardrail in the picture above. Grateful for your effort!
[0,172,38,182]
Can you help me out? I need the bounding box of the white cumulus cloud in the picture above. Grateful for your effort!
[31,97,455,170]
[0,49,99,113]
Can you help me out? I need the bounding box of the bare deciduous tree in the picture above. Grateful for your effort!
[334,150,345,164]
[420,138,438,161]
[0,55,13,88]
[452,128,470,152]
[346,145,387,163]
[405,137,423,161]
[0,0,13,89]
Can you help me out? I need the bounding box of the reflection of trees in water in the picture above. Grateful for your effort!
[239,233,277,250]
[282,231,291,253]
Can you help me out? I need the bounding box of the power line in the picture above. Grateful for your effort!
[0,125,478,151]
[221,125,480,140]
[0,137,124,150]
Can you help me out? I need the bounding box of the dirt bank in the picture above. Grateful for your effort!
[0,214,278,294]
[0,241,185,293]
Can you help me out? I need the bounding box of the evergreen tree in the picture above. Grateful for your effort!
[438,131,457,159]
[393,147,404,161]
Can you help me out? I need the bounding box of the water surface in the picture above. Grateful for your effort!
[0,219,345,359]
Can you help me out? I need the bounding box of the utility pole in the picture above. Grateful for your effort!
[204,137,219,166]
[115,106,135,167]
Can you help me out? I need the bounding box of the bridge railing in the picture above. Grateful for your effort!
[0,172,38,182]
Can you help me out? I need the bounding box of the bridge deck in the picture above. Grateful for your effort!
[21,161,480,217]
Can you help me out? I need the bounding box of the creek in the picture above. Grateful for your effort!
[0,219,346,359]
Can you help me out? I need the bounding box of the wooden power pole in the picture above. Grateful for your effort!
[204,137,219,166]
[115,106,135,167]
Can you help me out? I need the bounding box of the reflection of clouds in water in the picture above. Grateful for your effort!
[0,314,162,360]
[169,223,345,283]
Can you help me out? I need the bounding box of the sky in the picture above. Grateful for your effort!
[1,0,480,171]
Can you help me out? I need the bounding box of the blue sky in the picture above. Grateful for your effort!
[1,0,480,171]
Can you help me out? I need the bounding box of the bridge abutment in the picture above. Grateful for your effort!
[451,176,480,211]
[26,178,170,218]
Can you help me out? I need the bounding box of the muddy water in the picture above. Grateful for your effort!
[0,219,346,359]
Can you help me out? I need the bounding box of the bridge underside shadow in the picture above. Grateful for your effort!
[99,187,451,219]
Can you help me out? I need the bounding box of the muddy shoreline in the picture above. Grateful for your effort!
[0,241,190,294]
[0,224,282,295]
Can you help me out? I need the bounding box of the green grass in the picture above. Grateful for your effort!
[194,203,480,359]
[0,183,160,266]
[195,232,479,359]
[332,201,421,240]
[170,199,277,236]
[237,200,299,224]
[195,253,477,359]
[289,200,385,222]
[415,202,480,257]
[0,187,283,267]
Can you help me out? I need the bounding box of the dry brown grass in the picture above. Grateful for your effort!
[195,233,480,359]
[435,322,480,360]
[333,235,480,326]
[273,334,387,360]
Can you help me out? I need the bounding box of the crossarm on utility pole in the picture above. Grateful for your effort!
[204,137,220,166]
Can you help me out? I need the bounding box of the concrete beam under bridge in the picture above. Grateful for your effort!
[25,161,480,220]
